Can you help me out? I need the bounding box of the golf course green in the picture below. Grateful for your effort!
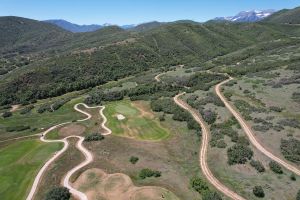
[104,100,169,140]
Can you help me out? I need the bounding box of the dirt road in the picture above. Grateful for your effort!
[174,93,246,200]
[26,103,112,200]
[215,78,300,176]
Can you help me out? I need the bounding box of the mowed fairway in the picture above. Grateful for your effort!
[0,139,62,200]
[104,100,169,140]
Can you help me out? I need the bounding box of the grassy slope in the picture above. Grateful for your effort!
[0,139,62,200]
[104,100,169,140]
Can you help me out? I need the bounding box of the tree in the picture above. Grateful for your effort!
[45,187,71,200]
[190,177,209,193]
[253,186,265,198]
[290,173,296,181]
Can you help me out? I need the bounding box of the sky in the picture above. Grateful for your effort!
[1,0,300,25]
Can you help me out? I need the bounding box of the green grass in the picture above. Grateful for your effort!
[0,139,62,200]
[0,97,85,140]
[104,100,169,140]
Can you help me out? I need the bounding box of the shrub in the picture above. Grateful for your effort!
[269,161,283,174]
[2,111,12,118]
[129,156,139,164]
[216,140,227,148]
[269,106,283,112]
[37,104,51,113]
[253,186,265,198]
[139,168,161,179]
[6,125,31,132]
[227,144,253,165]
[202,191,222,200]
[190,177,209,193]
[201,109,217,124]
[280,138,300,164]
[290,173,296,181]
[250,160,265,172]
[20,105,34,114]
[45,187,70,200]
[84,133,104,142]
[278,119,300,129]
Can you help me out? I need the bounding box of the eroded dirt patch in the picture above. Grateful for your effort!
[73,168,180,200]
[59,124,86,137]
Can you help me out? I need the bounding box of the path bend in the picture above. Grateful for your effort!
[26,103,112,200]
[174,93,246,200]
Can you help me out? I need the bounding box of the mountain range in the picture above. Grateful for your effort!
[44,19,136,32]
[214,10,276,22]
[44,9,277,33]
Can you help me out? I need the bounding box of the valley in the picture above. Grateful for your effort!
[1,4,300,200]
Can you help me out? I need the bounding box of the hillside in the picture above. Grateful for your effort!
[44,19,103,32]
[0,16,71,55]
[263,7,300,24]
[0,14,300,105]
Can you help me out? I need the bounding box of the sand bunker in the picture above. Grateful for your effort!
[116,114,126,120]
[73,168,180,200]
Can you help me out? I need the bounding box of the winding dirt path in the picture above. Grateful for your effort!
[215,77,300,176]
[154,72,244,199]
[26,103,112,200]
[174,93,246,200]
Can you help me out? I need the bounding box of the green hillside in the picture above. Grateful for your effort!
[0,16,71,55]
[0,12,300,105]
[263,7,300,24]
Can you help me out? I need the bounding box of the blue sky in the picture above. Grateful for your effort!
[1,0,300,25]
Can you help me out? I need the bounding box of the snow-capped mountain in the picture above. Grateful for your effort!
[214,10,275,22]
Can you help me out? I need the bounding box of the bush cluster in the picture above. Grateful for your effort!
[129,156,139,164]
[253,186,265,198]
[269,161,283,174]
[227,144,253,165]
[190,177,222,200]
[84,133,104,142]
[20,105,34,114]
[139,168,161,179]
[250,160,265,173]
[45,187,70,200]
[280,138,300,164]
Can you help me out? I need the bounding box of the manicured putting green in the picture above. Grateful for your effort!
[0,139,62,200]
[104,100,169,140]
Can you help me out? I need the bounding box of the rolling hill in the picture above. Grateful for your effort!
[0,8,300,105]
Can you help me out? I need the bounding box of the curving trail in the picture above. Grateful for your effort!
[26,103,112,200]
[154,72,244,199]
[174,93,246,200]
[215,77,300,176]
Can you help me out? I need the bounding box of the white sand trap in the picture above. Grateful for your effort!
[116,114,125,120]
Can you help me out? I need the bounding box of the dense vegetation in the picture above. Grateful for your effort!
[280,138,300,164]
[45,187,70,200]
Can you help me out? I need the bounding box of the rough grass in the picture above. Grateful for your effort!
[0,139,62,200]
[104,100,170,140]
